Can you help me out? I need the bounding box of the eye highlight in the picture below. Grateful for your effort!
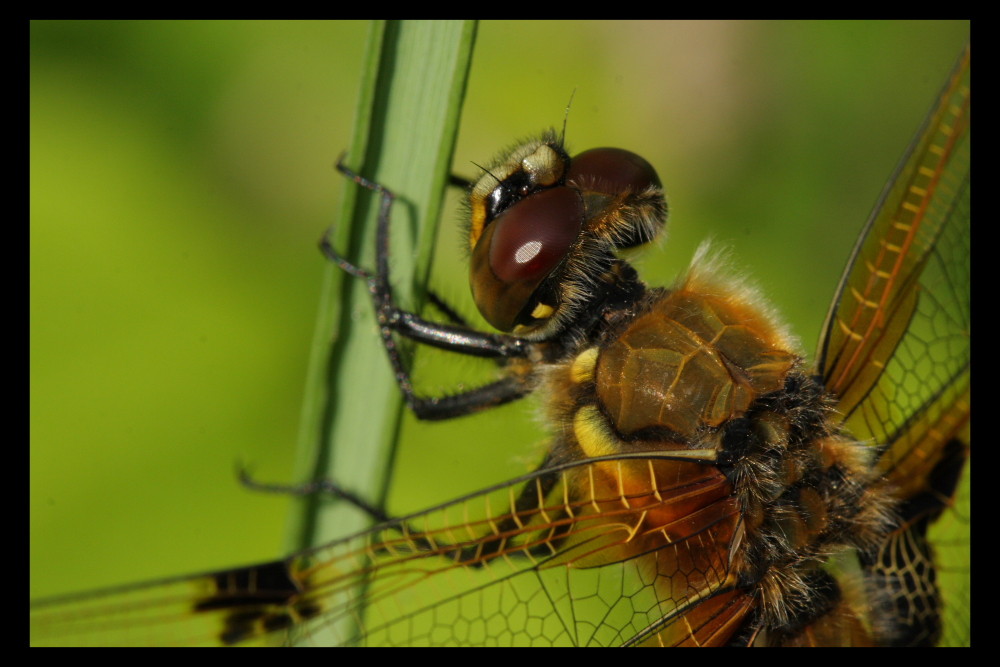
[514,240,543,265]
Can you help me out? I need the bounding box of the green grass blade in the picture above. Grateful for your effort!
[287,20,476,645]
[290,20,477,554]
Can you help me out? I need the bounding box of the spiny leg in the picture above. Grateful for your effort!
[239,454,566,565]
[320,159,532,420]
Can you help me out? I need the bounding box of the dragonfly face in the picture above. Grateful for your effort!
[30,48,970,647]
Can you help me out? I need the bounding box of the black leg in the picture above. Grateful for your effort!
[240,453,566,566]
[426,289,471,328]
[322,160,533,420]
[239,467,393,524]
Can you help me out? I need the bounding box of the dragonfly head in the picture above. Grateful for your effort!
[467,132,667,338]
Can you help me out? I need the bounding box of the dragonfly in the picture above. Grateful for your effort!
[30,47,970,647]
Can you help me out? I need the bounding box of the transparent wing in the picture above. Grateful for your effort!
[817,46,970,475]
[31,453,748,647]
[816,47,970,646]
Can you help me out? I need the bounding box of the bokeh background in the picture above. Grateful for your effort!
[31,19,969,616]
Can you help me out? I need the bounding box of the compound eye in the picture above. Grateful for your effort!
[566,147,661,195]
[567,147,662,249]
[470,186,584,332]
[490,187,583,283]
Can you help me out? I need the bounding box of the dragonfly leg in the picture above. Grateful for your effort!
[321,159,534,420]
[239,454,566,565]
[238,466,393,524]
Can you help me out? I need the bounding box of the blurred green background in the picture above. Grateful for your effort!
[31,18,968,617]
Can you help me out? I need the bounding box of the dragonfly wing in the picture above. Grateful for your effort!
[815,46,970,647]
[31,453,746,646]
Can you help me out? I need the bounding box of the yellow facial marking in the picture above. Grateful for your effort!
[530,302,554,320]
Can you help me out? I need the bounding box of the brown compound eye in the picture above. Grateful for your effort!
[566,147,661,196]
[470,186,584,332]
[490,187,583,283]
[565,147,663,250]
